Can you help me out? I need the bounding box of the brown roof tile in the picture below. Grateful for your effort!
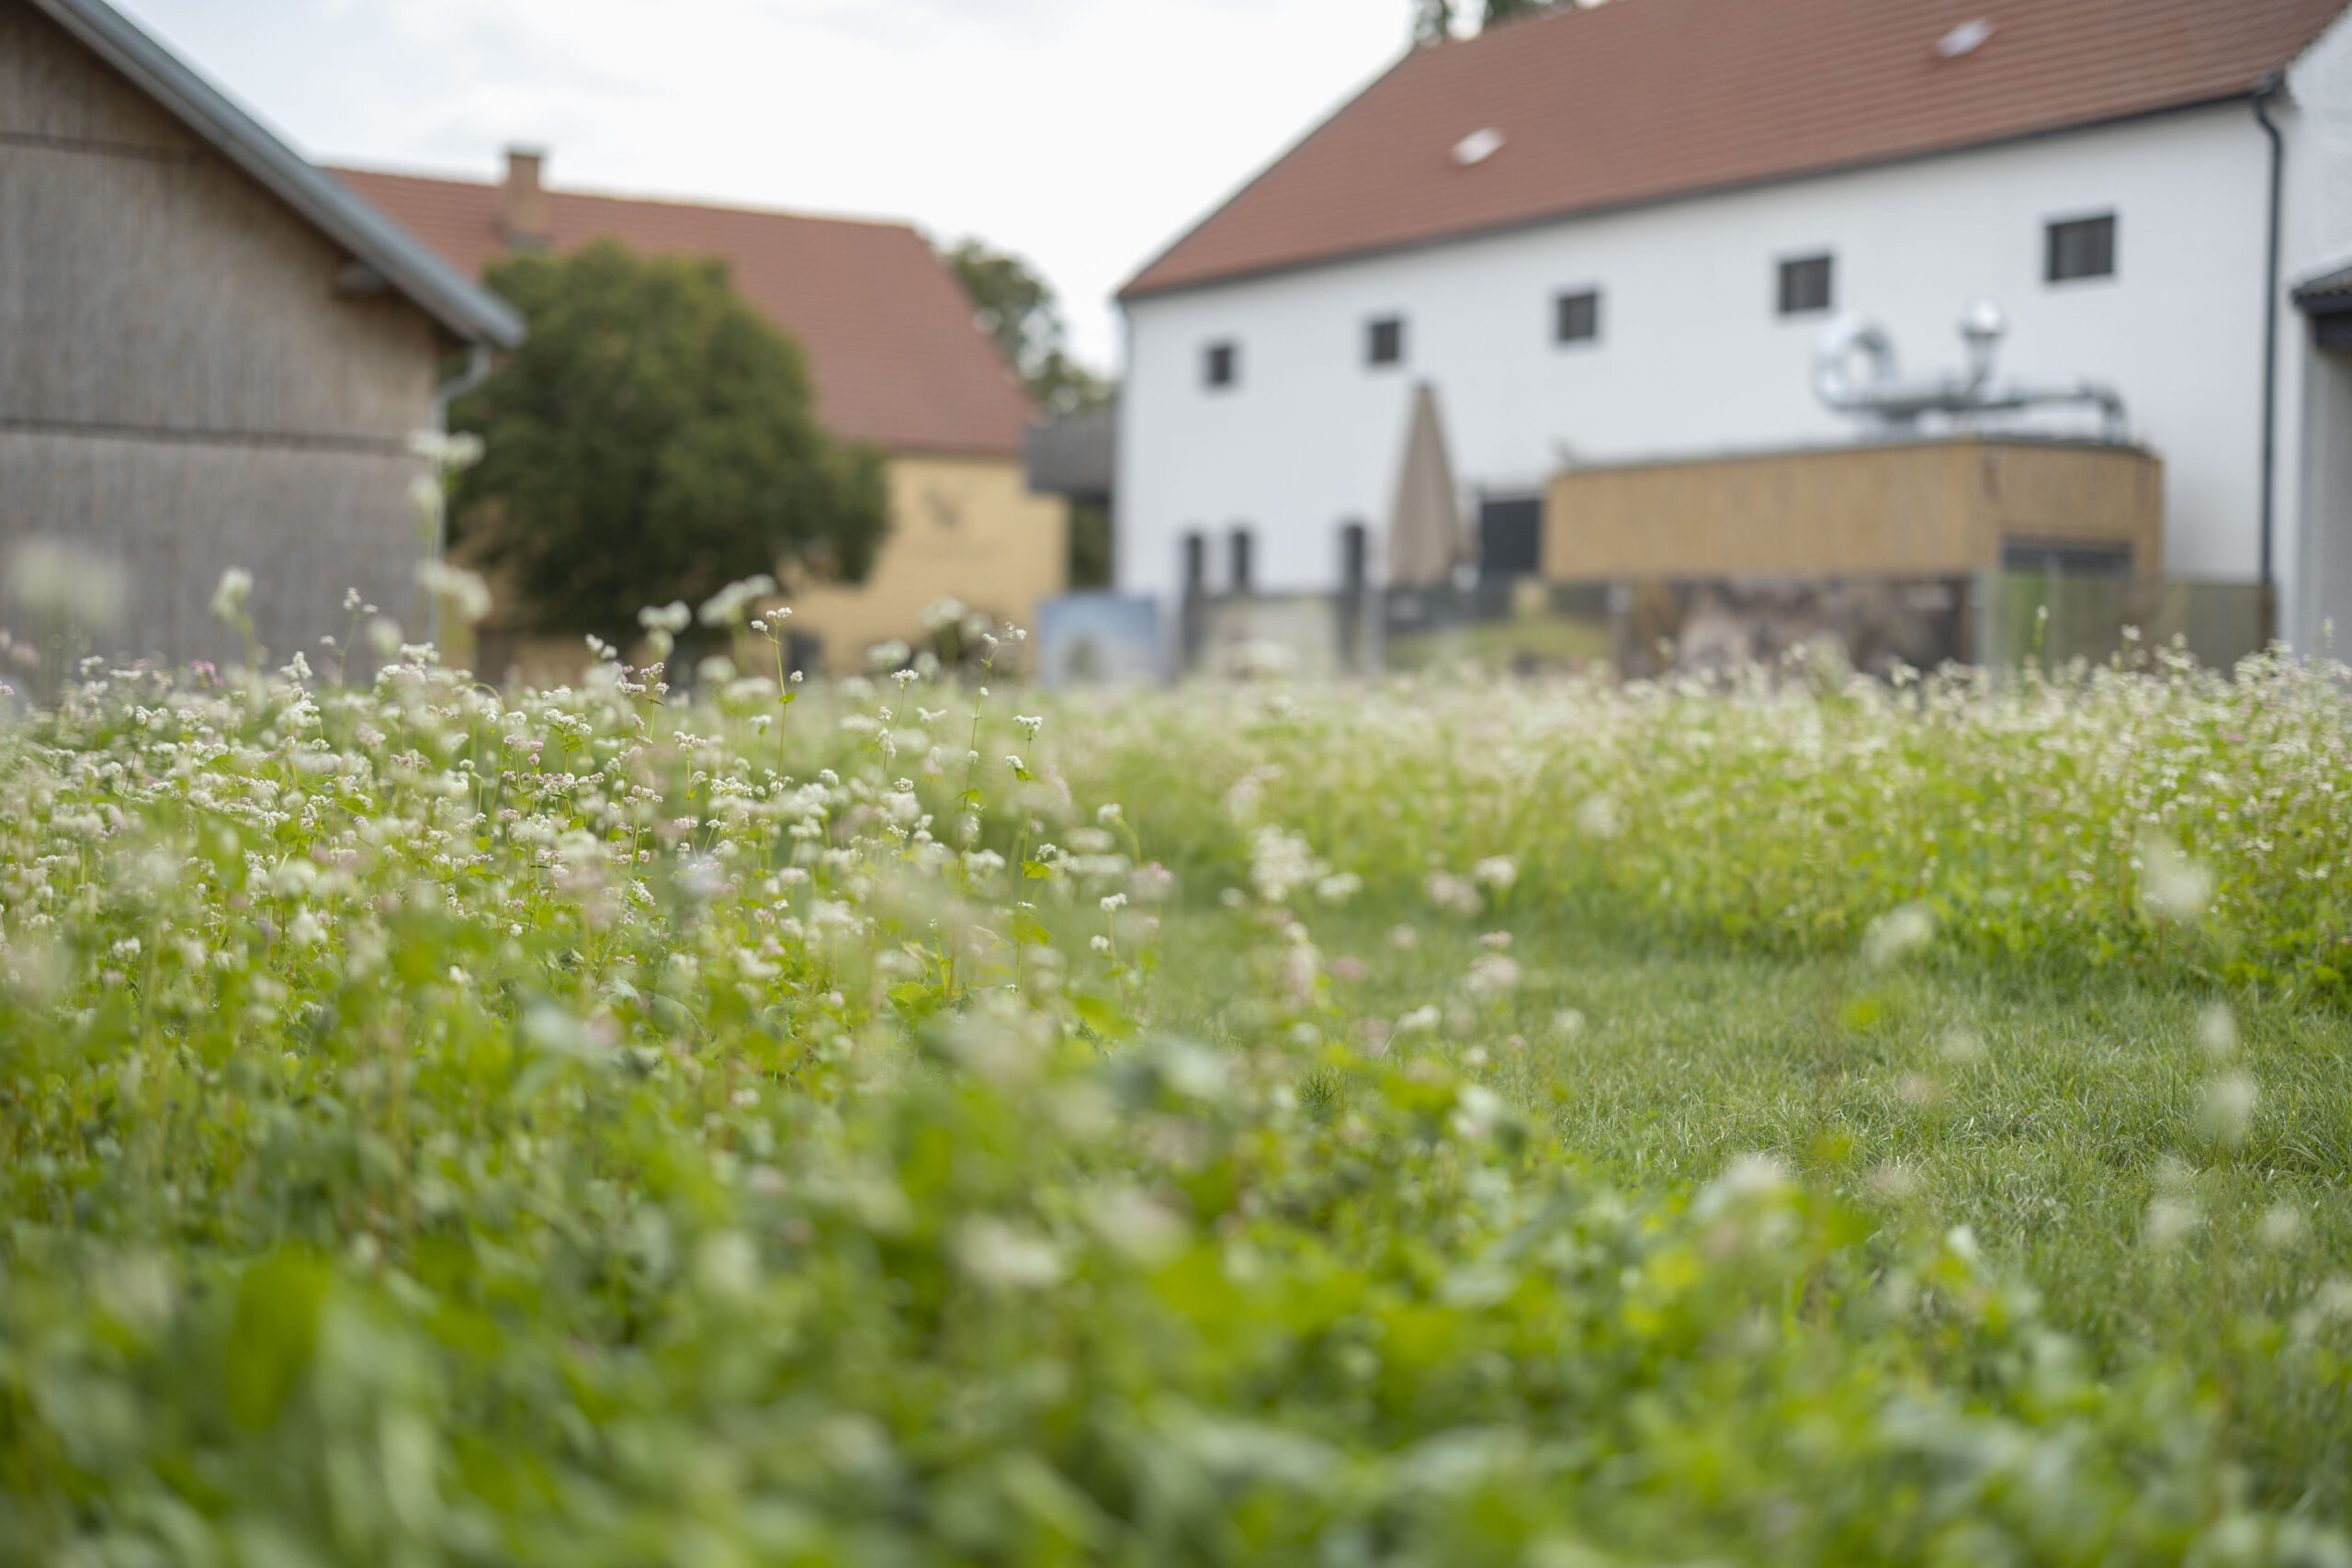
[1124,0,2346,299]
[336,167,1035,457]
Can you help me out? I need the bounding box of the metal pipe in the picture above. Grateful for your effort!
[2255,73,2286,635]
[1815,305,2128,442]
[421,344,493,647]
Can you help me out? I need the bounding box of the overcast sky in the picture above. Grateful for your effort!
[112,0,1419,372]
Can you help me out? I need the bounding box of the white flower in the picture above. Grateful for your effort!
[1465,953,1521,999]
[209,568,254,624]
[2197,1002,2238,1062]
[1085,1189,1191,1267]
[1573,795,1622,840]
[2196,1071,2257,1150]
[2140,836,2213,923]
[954,1216,1064,1291]
[2145,1196,2202,1251]
[1424,871,1481,916]
[1860,902,1936,970]
[697,575,776,628]
[1249,826,1326,905]
[1472,855,1519,892]
[1396,1004,1442,1034]
[1450,1085,1507,1141]
[638,601,692,637]
[919,596,969,632]
[417,560,493,625]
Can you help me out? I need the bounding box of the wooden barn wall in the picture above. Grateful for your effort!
[0,0,445,668]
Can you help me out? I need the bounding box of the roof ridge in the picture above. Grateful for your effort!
[330,162,922,237]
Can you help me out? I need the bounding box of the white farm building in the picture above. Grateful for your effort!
[1114,0,2352,656]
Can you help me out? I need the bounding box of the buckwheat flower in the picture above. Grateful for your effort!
[416,560,492,625]
[1451,1085,1506,1141]
[2145,1196,2202,1250]
[1314,873,1362,905]
[209,568,254,623]
[1091,935,1113,954]
[1472,855,1519,892]
[2197,1002,2238,1062]
[954,1216,1064,1291]
[2259,1203,2310,1250]
[2196,1071,2257,1150]
[1015,715,1044,740]
[1085,1189,1190,1267]
[1397,1004,1442,1034]
[2140,835,2213,923]
[1100,893,1127,913]
[1861,902,1936,970]
[1466,952,1521,999]
[1097,803,1123,825]
[1573,794,1623,840]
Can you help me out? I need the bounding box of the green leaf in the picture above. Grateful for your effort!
[224,1250,332,1433]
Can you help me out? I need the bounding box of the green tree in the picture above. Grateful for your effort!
[451,241,888,644]
[944,238,1114,419]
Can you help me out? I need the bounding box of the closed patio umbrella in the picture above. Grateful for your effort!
[1385,381,1473,589]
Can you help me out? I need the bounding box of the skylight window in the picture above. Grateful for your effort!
[1453,127,1505,167]
[1937,18,1994,58]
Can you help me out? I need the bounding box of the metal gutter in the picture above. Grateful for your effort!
[26,0,524,348]
[2256,74,2288,636]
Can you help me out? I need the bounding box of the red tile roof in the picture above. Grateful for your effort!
[1124,0,2347,299]
[336,167,1035,458]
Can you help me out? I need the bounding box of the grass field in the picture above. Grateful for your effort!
[3,619,2350,1564]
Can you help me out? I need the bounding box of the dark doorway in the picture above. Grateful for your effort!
[1478,496,1543,584]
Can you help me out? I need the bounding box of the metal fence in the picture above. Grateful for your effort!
[1167,571,2271,681]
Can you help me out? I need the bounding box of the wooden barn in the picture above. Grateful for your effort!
[0,0,521,675]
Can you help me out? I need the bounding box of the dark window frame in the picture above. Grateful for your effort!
[2045,213,2118,285]
[1555,288,1601,345]
[1777,253,1835,316]
[1366,315,1406,368]
[1203,340,1238,389]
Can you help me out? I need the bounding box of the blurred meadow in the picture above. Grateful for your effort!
[3,624,2351,1564]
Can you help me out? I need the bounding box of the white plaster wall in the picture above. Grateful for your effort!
[1119,104,2276,604]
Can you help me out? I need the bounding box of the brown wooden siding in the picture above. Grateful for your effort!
[1543,438,2164,583]
[0,0,446,668]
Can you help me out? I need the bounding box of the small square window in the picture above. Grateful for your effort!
[2046,215,2116,283]
[1555,288,1600,344]
[1778,254,1834,315]
[1366,316,1405,367]
[1204,341,1237,389]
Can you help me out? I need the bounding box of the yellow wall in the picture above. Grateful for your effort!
[785,452,1068,671]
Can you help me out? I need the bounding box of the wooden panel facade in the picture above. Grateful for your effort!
[1542,438,2165,585]
[0,0,446,668]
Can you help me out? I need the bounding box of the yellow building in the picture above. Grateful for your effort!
[339,151,1066,674]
